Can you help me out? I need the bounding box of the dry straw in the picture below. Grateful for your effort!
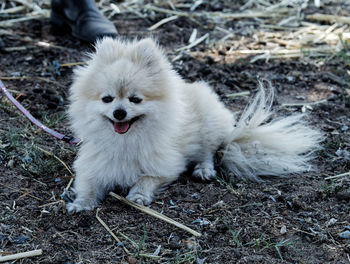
[0,249,42,262]
[109,192,202,237]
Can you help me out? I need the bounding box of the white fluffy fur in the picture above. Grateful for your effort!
[66,37,323,212]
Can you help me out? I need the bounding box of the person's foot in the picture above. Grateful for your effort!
[50,0,118,43]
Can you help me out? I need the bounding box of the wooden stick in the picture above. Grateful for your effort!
[226,91,250,98]
[0,249,42,262]
[148,15,178,31]
[306,13,350,24]
[325,171,350,180]
[109,192,202,237]
[96,208,131,255]
[0,6,26,14]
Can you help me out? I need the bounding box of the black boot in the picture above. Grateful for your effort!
[51,0,118,43]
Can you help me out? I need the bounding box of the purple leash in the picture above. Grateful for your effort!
[0,79,81,145]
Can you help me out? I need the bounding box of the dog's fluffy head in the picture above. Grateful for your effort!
[69,38,179,139]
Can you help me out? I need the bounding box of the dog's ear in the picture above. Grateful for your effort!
[133,38,163,68]
[93,37,123,64]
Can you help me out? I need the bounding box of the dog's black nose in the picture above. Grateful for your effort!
[113,109,127,120]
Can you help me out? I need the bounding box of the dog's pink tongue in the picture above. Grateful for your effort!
[114,121,130,134]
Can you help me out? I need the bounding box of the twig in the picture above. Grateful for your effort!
[232,47,336,55]
[36,41,68,50]
[226,91,250,98]
[144,5,189,17]
[0,6,26,14]
[95,208,131,255]
[0,183,42,201]
[281,98,328,107]
[98,216,162,259]
[148,15,178,31]
[325,171,350,180]
[306,13,350,25]
[0,11,49,27]
[176,33,209,51]
[60,62,87,67]
[34,146,74,190]
[3,46,29,52]
[139,253,161,259]
[114,230,138,248]
[35,146,74,177]
[38,200,63,208]
[0,76,66,89]
[109,192,202,237]
[144,5,288,20]
[0,29,14,36]
[65,178,74,191]
[0,249,42,262]
[292,228,315,236]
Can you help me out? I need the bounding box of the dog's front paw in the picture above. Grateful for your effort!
[66,198,98,213]
[126,192,153,206]
[193,162,217,180]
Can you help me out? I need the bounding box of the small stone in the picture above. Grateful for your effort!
[341,125,349,132]
[325,218,337,227]
[317,232,328,242]
[212,200,225,208]
[339,230,350,239]
[287,76,294,82]
[10,72,21,77]
[11,234,29,244]
[269,195,276,202]
[336,190,350,201]
[280,225,287,234]
[192,218,210,226]
[127,256,137,264]
[336,149,350,160]
[7,159,14,168]
[183,237,197,249]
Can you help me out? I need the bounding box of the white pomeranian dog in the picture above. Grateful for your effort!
[66,37,322,213]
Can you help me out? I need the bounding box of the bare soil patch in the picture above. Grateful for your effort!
[0,1,350,263]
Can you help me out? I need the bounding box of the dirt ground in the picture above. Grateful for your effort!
[1,0,350,263]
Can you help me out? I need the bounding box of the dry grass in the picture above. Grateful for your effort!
[0,0,348,61]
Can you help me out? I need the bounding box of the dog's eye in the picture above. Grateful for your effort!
[129,96,142,104]
[102,96,114,103]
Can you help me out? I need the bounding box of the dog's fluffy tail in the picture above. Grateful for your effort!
[220,82,323,181]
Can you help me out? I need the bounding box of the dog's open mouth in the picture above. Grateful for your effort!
[109,116,143,134]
